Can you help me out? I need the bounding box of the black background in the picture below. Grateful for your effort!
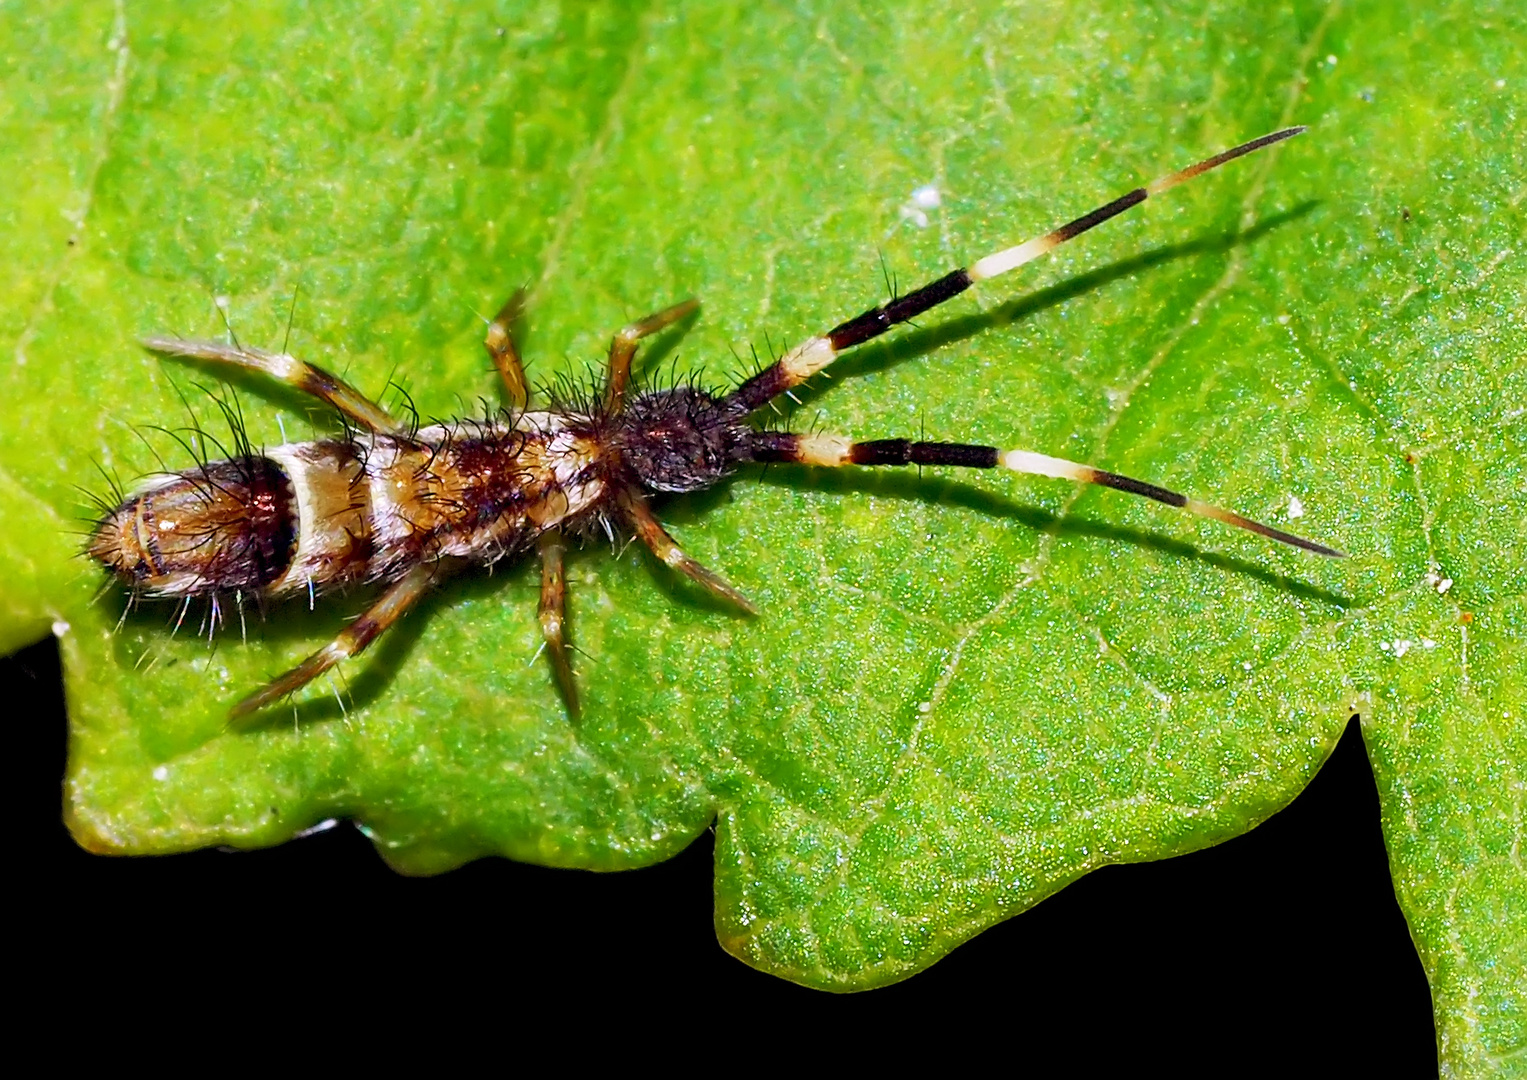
[13,635,1434,1068]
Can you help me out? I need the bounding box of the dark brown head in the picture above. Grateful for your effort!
[612,387,756,494]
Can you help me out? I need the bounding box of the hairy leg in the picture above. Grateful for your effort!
[484,287,530,412]
[229,560,441,724]
[604,298,700,413]
[537,529,579,717]
[619,491,757,612]
[143,337,406,436]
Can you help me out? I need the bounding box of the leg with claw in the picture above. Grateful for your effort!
[229,561,442,724]
[484,287,530,412]
[537,529,579,717]
[603,298,700,413]
[142,337,406,436]
[619,491,757,613]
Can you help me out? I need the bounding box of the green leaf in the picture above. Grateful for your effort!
[2,0,1521,1065]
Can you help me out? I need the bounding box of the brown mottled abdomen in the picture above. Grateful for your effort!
[90,415,609,601]
[88,456,297,597]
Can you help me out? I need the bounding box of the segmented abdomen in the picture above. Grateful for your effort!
[89,413,606,599]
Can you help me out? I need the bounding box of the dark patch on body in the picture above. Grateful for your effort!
[614,387,754,493]
[92,455,296,593]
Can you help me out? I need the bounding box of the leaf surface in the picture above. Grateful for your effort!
[1,1,1521,1065]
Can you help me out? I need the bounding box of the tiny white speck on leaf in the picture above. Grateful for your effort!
[897,184,942,229]
[51,619,70,637]
[900,207,930,228]
[917,701,932,714]
[1276,313,1291,325]
[152,765,169,781]
[1425,569,1455,595]
[1287,496,1305,520]
[214,295,231,312]
[1326,54,1338,65]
